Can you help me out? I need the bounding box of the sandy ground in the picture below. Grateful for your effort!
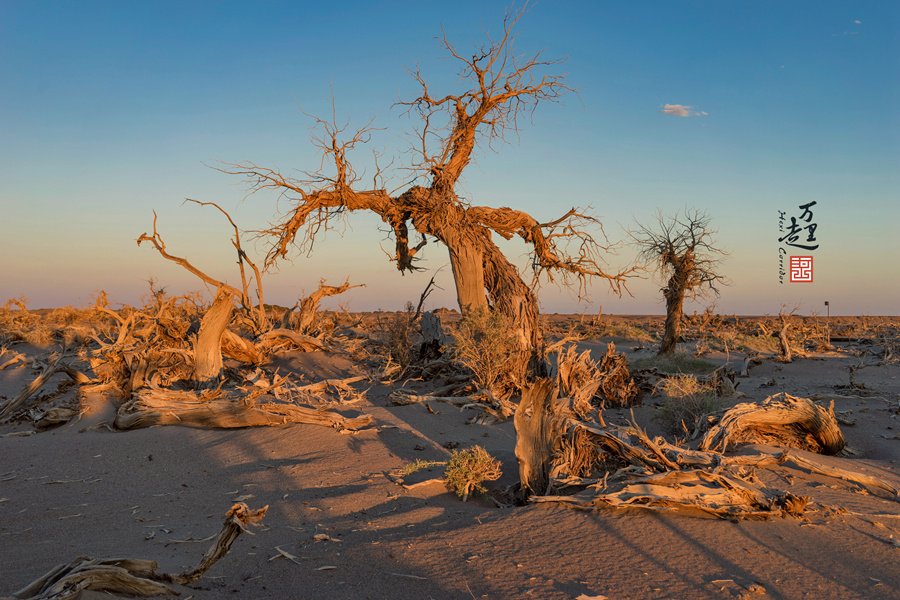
[2,318,900,600]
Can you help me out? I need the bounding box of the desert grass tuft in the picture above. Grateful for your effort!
[400,459,446,477]
[443,445,502,502]
[590,322,654,344]
[631,353,718,374]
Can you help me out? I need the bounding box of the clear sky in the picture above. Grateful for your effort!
[1,1,897,316]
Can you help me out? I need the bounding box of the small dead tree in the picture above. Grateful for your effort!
[287,278,364,334]
[216,4,631,384]
[137,200,267,332]
[630,209,728,355]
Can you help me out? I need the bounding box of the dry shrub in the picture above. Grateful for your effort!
[443,446,502,501]
[596,343,643,407]
[451,307,518,398]
[371,304,417,373]
[556,346,603,418]
[555,343,642,418]
[655,373,722,437]
[21,324,54,346]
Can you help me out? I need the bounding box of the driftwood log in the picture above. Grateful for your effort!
[700,393,845,455]
[114,387,372,431]
[5,503,266,600]
[259,329,326,352]
[535,469,809,520]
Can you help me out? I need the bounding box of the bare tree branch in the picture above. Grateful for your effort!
[137,212,243,299]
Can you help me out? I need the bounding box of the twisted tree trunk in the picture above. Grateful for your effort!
[192,288,233,386]
[660,276,686,355]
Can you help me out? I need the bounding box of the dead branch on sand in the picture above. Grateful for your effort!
[0,355,88,421]
[5,503,267,600]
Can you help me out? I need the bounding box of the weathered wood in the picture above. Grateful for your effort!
[296,375,366,394]
[114,388,372,431]
[778,314,793,362]
[171,503,268,584]
[293,278,363,334]
[192,288,234,386]
[0,352,26,371]
[10,558,176,600]
[418,311,448,362]
[221,329,263,364]
[700,393,845,455]
[259,328,326,352]
[534,470,807,520]
[514,379,564,497]
[0,356,66,420]
[8,503,266,600]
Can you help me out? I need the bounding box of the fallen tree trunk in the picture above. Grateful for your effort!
[700,393,845,455]
[7,503,266,600]
[534,469,808,520]
[296,375,366,395]
[113,387,372,431]
[259,328,326,352]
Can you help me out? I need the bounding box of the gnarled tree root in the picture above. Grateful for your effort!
[6,503,267,600]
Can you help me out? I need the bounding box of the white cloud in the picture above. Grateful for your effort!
[854,20,861,24]
[660,104,706,117]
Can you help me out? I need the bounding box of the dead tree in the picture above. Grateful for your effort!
[137,201,266,332]
[288,278,363,334]
[216,5,631,383]
[630,209,728,355]
[192,287,233,386]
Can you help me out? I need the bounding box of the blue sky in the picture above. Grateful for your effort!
[1,1,897,315]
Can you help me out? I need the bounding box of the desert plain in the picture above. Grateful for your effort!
[1,308,899,600]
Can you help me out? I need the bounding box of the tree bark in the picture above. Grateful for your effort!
[447,240,489,315]
[514,379,561,498]
[778,314,793,362]
[659,277,686,355]
[192,288,233,386]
